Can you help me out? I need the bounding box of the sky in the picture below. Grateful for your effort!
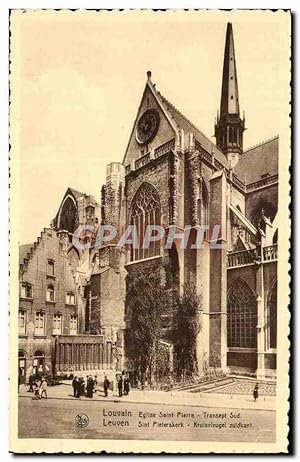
[10,10,282,244]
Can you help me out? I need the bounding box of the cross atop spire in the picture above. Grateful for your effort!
[215,23,245,162]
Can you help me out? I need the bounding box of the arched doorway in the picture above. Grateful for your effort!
[33,351,45,375]
[18,351,26,384]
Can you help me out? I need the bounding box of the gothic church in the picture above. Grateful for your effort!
[19,23,278,382]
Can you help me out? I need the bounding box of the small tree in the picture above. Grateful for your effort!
[173,282,203,379]
[125,267,168,386]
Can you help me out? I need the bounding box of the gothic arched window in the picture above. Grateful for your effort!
[130,183,161,261]
[58,196,78,235]
[227,279,257,348]
[67,247,80,272]
[267,281,277,349]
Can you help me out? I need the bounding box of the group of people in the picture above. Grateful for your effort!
[28,375,48,400]
[117,372,130,397]
[71,372,131,399]
[72,375,98,398]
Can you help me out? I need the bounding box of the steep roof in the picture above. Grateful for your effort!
[158,92,229,168]
[234,136,278,185]
[19,243,33,264]
[68,187,84,199]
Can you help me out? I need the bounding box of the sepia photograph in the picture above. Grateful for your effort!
[8,9,291,453]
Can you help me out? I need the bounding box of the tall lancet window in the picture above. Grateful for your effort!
[227,279,257,348]
[130,183,161,261]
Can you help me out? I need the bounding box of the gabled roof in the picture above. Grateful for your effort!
[234,136,278,185]
[123,72,229,169]
[158,92,229,168]
[67,187,84,200]
[122,75,179,165]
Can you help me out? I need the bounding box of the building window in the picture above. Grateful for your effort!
[18,310,26,335]
[46,284,55,302]
[130,182,161,261]
[69,315,78,335]
[47,260,55,276]
[227,279,257,348]
[53,314,62,335]
[86,205,95,219]
[66,291,76,305]
[267,282,277,349]
[34,311,45,336]
[229,127,237,144]
[20,283,32,299]
[33,351,45,375]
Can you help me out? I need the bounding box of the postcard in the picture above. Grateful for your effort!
[9,9,291,453]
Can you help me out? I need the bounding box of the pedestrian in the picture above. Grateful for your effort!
[253,382,259,402]
[103,376,110,397]
[86,376,94,398]
[124,374,130,396]
[118,375,123,397]
[34,378,42,400]
[72,376,78,398]
[80,377,85,397]
[76,377,82,399]
[28,375,34,393]
[94,375,98,392]
[40,377,48,399]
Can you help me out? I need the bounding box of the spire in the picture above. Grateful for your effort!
[220,23,240,116]
[214,23,245,161]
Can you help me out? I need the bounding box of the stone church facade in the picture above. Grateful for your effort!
[19,23,278,382]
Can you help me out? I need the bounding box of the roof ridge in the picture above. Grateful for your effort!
[244,135,279,153]
[158,91,219,153]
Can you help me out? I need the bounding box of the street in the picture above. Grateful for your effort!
[18,396,275,442]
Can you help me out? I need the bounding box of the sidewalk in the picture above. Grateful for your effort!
[19,384,276,411]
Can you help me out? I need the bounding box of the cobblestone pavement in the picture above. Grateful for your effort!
[18,383,276,411]
[206,381,276,396]
[18,396,276,442]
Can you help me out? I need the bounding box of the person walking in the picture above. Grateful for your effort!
[124,374,130,396]
[118,375,123,397]
[40,377,48,399]
[72,376,78,398]
[253,382,259,402]
[103,376,110,397]
[28,375,34,393]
